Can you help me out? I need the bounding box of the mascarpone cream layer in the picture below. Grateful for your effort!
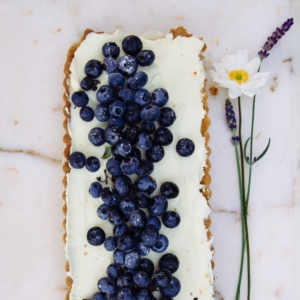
[66,30,214,300]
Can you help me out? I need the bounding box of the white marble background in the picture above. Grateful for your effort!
[0,0,299,299]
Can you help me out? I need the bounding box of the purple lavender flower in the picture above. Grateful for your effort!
[225,99,237,132]
[231,136,240,145]
[258,18,294,60]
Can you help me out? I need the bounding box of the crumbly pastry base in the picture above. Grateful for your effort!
[62,26,213,300]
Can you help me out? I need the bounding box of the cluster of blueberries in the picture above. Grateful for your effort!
[69,35,194,300]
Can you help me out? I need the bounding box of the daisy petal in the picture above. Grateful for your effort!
[233,49,248,69]
[244,57,261,75]
[228,87,242,99]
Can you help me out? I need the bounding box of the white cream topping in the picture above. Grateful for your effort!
[66,31,214,300]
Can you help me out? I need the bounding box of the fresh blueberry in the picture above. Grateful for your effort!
[85,156,100,172]
[137,258,154,275]
[79,106,94,122]
[109,296,117,300]
[124,103,142,125]
[159,253,179,274]
[136,289,152,300]
[80,77,96,91]
[130,147,142,160]
[141,122,156,134]
[114,222,129,238]
[133,271,150,287]
[87,227,105,246]
[148,195,168,216]
[106,158,123,176]
[141,225,159,247]
[100,187,119,206]
[130,209,147,228]
[122,35,143,56]
[140,105,161,122]
[104,125,123,146]
[120,157,140,175]
[103,56,117,73]
[71,91,89,107]
[160,182,179,199]
[134,89,151,107]
[97,277,117,295]
[113,249,125,265]
[96,85,115,104]
[104,236,117,252]
[125,251,141,269]
[117,287,135,300]
[136,159,154,177]
[136,50,155,66]
[129,226,144,239]
[118,87,134,105]
[89,182,102,198]
[117,55,138,77]
[107,207,123,225]
[146,216,161,231]
[124,125,142,144]
[117,274,134,288]
[102,42,120,59]
[137,176,157,194]
[95,104,110,122]
[162,211,181,228]
[106,263,123,280]
[88,127,105,146]
[127,72,148,90]
[109,100,127,117]
[151,234,169,253]
[136,242,150,256]
[69,151,86,169]
[154,127,173,146]
[113,140,132,158]
[136,133,153,150]
[176,138,195,157]
[153,269,173,288]
[117,234,136,253]
[151,88,169,107]
[118,197,137,219]
[92,292,107,300]
[146,144,165,163]
[85,59,103,78]
[159,276,181,297]
[158,107,176,127]
[114,175,132,196]
[108,116,125,129]
[134,191,153,209]
[108,72,126,87]
[97,204,110,220]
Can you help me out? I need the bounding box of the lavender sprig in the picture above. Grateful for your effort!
[258,18,294,60]
[225,99,237,133]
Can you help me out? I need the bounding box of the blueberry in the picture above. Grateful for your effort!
[158,107,176,127]
[137,176,157,194]
[140,105,161,122]
[106,263,123,280]
[71,91,89,107]
[151,234,169,253]
[128,72,148,90]
[141,225,159,246]
[108,72,126,87]
[103,56,117,73]
[148,195,168,216]
[159,253,179,274]
[134,89,151,107]
[104,236,117,252]
[176,138,195,157]
[88,127,105,146]
[85,59,103,78]
[117,89,133,106]
[112,140,132,158]
[95,104,110,122]
[146,144,165,163]
[154,127,173,146]
[104,125,123,146]
[134,191,152,209]
[117,287,135,300]
[125,251,141,269]
[85,156,100,172]
[137,258,154,275]
[79,106,94,122]
[97,204,110,220]
[69,151,86,169]
[114,222,129,238]
[107,207,123,225]
[118,197,137,219]
[162,211,181,228]
[153,269,173,288]
[124,125,142,144]
[113,249,125,265]
[117,55,138,77]
[136,133,153,150]
[117,234,136,253]
[133,271,150,287]
[130,147,142,160]
[160,182,179,199]
[102,42,120,59]
[151,88,169,107]
[159,276,181,297]
[117,275,134,288]
[124,103,142,125]
[80,77,96,91]
[136,289,152,300]
[122,35,143,56]
[108,116,125,129]
[106,158,123,176]
[114,175,132,196]
[120,157,140,175]
[97,277,117,295]
[109,100,127,117]
[141,122,156,134]
[136,159,154,177]
[136,50,155,66]
[92,292,107,300]
[146,216,161,231]
[136,241,150,256]
[96,85,115,104]
[89,182,102,198]
[87,227,105,246]
[100,187,119,206]
[130,209,147,228]
[129,226,144,239]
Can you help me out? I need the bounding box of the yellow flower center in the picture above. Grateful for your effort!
[229,69,249,84]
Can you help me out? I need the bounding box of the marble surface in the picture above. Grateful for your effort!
[0,0,299,299]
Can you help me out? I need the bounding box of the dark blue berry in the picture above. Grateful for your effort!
[130,147,142,160]
[159,276,181,297]
[113,140,132,158]
[153,269,173,288]
[141,122,156,134]
[148,195,168,217]
[100,187,119,206]
[80,77,95,91]
[136,50,155,66]
[136,159,154,177]
[88,127,105,146]
[136,289,152,300]
[69,151,86,169]
[118,87,134,105]
[162,211,181,228]
[79,106,94,122]
[113,249,125,265]
[158,107,176,127]
[129,226,144,239]
[146,144,165,163]
[117,275,134,288]
[117,287,135,300]
[134,191,152,209]
[134,89,151,107]
[133,271,150,287]
[107,207,123,225]
[117,234,136,253]
[118,197,137,219]
[125,250,141,269]
[107,263,123,280]
[122,35,143,56]
[141,225,159,246]
[102,42,120,59]
[176,138,195,157]
[137,258,154,275]
[159,253,179,274]
[96,85,115,104]
[97,204,110,220]
[136,241,150,256]
[106,158,123,176]
[137,176,157,194]
[160,182,179,199]
[130,209,147,228]
[114,175,132,196]
[124,125,142,144]
[104,125,123,146]
[108,72,126,87]
[109,100,127,117]
[108,116,125,129]
[124,103,142,125]
[103,56,117,73]
[146,216,161,231]
[114,222,129,238]
[71,91,89,107]
[151,88,169,107]
[104,236,117,252]
[87,227,105,246]
[85,60,103,78]
[92,292,107,300]
[151,234,169,253]
[154,127,173,146]
[89,182,102,198]
[120,157,140,175]
[117,55,138,77]
[85,156,100,172]
[95,104,110,122]
[141,105,161,122]
[136,133,153,150]
[97,277,117,295]
[127,72,148,90]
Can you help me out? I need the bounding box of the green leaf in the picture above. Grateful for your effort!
[253,138,271,164]
[101,146,112,159]
[243,137,251,165]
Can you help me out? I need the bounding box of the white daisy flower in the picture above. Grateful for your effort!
[210,50,269,99]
